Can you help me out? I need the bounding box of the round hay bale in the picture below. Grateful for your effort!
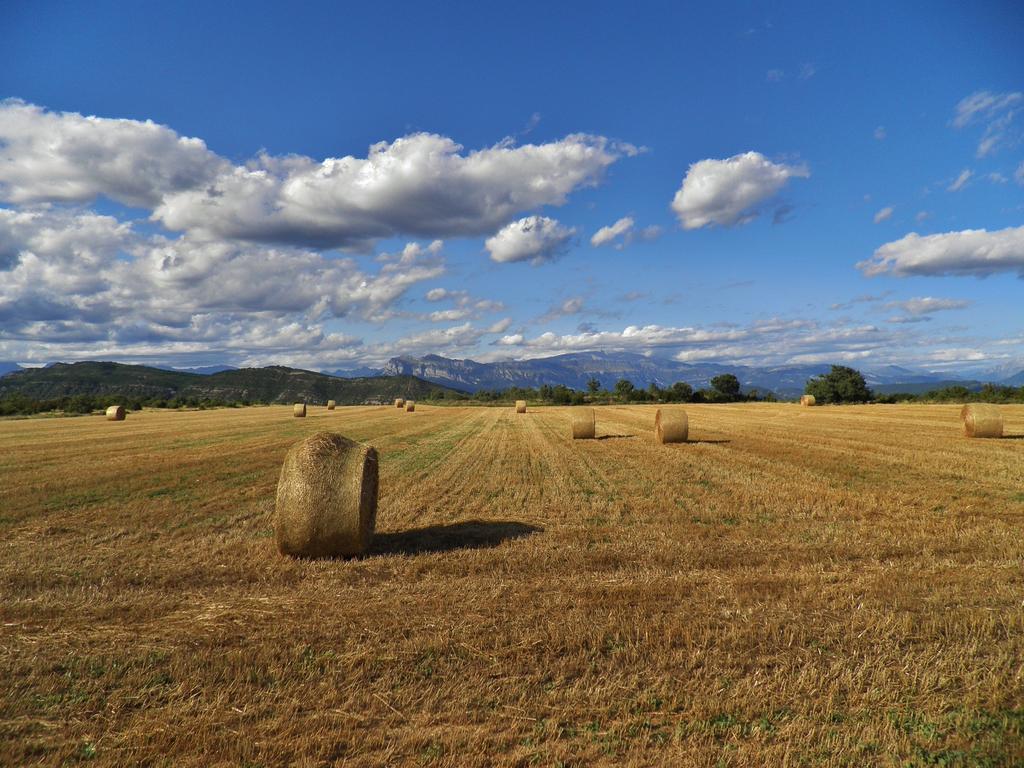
[394,398,405,408]
[800,394,816,407]
[405,400,416,412]
[571,408,595,439]
[293,403,306,418]
[105,405,125,421]
[655,408,688,443]
[515,400,527,414]
[274,431,378,558]
[327,400,336,410]
[961,403,1003,439]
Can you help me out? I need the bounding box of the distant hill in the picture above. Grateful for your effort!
[0,362,23,377]
[0,361,461,405]
[159,364,239,375]
[1001,369,1024,387]
[325,366,386,379]
[381,352,980,397]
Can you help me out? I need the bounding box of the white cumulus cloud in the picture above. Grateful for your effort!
[858,225,1024,277]
[485,215,577,264]
[425,287,452,302]
[591,217,634,247]
[0,101,627,251]
[156,133,619,250]
[0,208,447,354]
[590,216,660,248]
[671,151,809,229]
[0,100,224,208]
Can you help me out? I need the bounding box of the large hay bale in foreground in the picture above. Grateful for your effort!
[275,432,378,558]
[105,405,125,421]
[655,408,688,443]
[961,403,1003,439]
[327,400,336,410]
[395,398,405,408]
[800,394,816,407]
[293,403,306,418]
[405,400,416,412]
[571,408,595,439]
[515,400,527,414]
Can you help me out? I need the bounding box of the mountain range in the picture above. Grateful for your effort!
[379,352,1008,397]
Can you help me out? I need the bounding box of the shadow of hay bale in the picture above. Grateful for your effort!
[371,520,542,556]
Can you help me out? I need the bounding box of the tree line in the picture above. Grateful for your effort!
[0,393,253,417]
[425,373,772,405]
[0,375,767,416]
[803,365,1024,405]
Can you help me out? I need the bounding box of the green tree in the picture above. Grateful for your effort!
[614,379,636,401]
[586,377,601,394]
[805,365,873,404]
[710,373,741,399]
[66,394,96,414]
[667,381,693,402]
[551,385,573,404]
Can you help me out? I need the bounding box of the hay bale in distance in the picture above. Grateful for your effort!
[327,400,336,410]
[655,408,688,443]
[800,394,816,407]
[571,408,595,439]
[395,398,405,408]
[274,431,378,558]
[961,403,1003,439]
[515,400,527,414]
[105,405,125,421]
[293,403,306,418]
[405,400,416,412]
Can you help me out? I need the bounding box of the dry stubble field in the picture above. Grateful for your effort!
[1,403,1023,767]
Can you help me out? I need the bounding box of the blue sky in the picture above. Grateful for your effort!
[1,0,1022,375]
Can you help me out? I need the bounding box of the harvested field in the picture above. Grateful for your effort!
[1,403,1022,766]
